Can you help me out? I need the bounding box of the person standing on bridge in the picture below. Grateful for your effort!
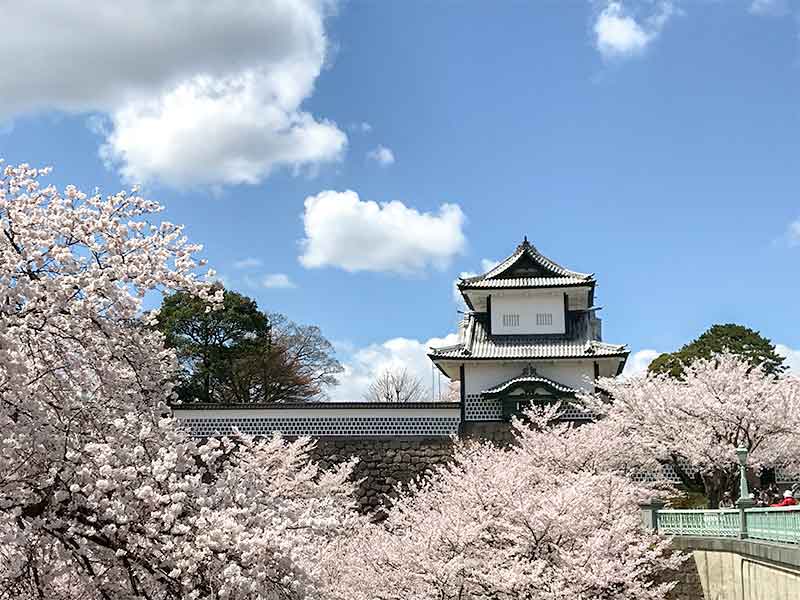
[719,492,735,509]
[771,490,798,508]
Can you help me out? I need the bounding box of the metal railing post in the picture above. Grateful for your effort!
[736,446,754,539]
[639,498,666,533]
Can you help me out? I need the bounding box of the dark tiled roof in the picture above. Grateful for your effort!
[429,313,627,361]
[461,276,591,289]
[458,238,594,291]
[482,374,577,396]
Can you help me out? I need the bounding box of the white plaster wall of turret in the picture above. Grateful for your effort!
[491,291,565,335]
[463,361,596,397]
[463,286,592,316]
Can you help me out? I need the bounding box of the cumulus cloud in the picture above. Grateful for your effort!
[787,219,800,247]
[299,190,467,274]
[594,1,676,59]
[479,258,500,273]
[1,1,346,187]
[776,344,800,373]
[452,258,499,304]
[622,349,661,377]
[367,145,395,166]
[749,0,789,16]
[262,273,296,289]
[330,334,458,402]
[234,257,263,269]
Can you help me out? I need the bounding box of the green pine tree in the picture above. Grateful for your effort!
[648,323,787,378]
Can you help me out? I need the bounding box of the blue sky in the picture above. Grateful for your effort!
[2,1,800,396]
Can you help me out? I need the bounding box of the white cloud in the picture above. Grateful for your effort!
[452,258,498,304]
[262,273,296,289]
[594,1,675,59]
[749,0,789,16]
[787,219,800,247]
[351,121,372,133]
[480,258,500,273]
[453,271,478,304]
[1,1,346,187]
[622,349,662,377]
[776,344,800,373]
[299,190,467,274]
[234,257,263,269]
[330,333,458,402]
[367,145,395,166]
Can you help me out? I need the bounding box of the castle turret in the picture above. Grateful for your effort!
[429,237,628,422]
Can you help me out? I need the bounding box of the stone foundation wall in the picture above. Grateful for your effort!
[307,423,517,515]
[309,437,456,515]
[460,421,515,444]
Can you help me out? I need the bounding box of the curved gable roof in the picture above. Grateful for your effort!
[482,374,578,397]
[458,238,594,291]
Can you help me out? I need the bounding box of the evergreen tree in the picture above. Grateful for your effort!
[648,323,787,378]
[157,288,342,403]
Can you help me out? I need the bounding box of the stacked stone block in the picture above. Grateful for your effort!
[309,437,455,516]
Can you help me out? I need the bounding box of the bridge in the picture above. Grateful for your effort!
[641,503,800,600]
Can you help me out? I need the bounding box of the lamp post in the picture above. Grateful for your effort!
[735,446,754,508]
[735,446,753,539]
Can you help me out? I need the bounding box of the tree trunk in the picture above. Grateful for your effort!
[702,469,737,508]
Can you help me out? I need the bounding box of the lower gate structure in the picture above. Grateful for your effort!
[172,237,631,512]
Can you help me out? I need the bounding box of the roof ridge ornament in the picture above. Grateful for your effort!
[516,235,544,255]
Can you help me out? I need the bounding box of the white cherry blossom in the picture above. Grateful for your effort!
[584,353,800,507]
[325,411,684,600]
[0,161,363,599]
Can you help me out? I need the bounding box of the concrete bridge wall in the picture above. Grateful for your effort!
[671,537,800,600]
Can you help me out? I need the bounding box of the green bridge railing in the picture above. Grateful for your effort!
[656,507,800,545]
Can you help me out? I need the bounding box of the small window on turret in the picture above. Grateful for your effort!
[502,313,520,327]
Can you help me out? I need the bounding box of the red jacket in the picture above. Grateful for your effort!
[771,497,798,507]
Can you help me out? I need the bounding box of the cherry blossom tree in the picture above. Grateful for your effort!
[0,162,362,599]
[586,353,800,508]
[325,410,683,600]
[441,379,460,403]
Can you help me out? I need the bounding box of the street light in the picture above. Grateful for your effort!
[736,446,754,509]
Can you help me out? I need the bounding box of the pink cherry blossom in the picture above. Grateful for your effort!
[584,353,800,507]
[0,162,363,599]
[324,410,684,600]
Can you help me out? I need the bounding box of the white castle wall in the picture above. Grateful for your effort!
[175,404,462,438]
[491,291,565,335]
[463,361,595,397]
[461,361,595,422]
